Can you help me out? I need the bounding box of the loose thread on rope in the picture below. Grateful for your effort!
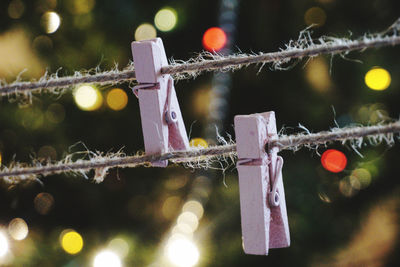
[1,17,400,97]
[1,121,399,184]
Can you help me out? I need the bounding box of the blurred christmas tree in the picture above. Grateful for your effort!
[0,0,399,266]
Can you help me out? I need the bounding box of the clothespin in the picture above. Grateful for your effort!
[131,38,189,167]
[234,111,290,255]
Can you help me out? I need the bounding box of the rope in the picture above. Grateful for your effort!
[1,121,399,184]
[163,35,400,78]
[1,17,399,97]
[0,67,136,96]
[271,121,400,150]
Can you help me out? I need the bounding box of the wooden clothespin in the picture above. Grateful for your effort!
[131,38,189,167]
[234,111,290,255]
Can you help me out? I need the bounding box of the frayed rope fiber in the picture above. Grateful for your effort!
[1,121,399,184]
[1,17,400,97]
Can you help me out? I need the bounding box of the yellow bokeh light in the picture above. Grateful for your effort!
[162,196,181,220]
[93,250,122,267]
[0,152,2,165]
[189,138,208,149]
[365,67,391,91]
[351,168,372,189]
[305,56,332,93]
[154,7,178,32]
[66,0,95,15]
[166,236,199,267]
[107,88,128,111]
[41,11,61,34]
[134,23,157,41]
[0,232,9,257]
[191,86,213,118]
[8,218,28,241]
[61,230,84,255]
[74,85,103,111]
[165,175,188,190]
[304,7,326,27]
[182,200,204,219]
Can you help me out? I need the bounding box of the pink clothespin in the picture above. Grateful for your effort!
[234,111,290,255]
[131,38,189,167]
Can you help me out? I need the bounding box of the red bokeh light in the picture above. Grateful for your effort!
[321,149,347,173]
[202,27,227,52]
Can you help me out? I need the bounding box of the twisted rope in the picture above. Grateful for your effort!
[1,18,399,97]
[1,121,399,183]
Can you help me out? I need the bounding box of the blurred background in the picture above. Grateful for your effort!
[0,0,400,266]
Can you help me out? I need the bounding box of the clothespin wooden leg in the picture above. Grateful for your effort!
[234,111,290,255]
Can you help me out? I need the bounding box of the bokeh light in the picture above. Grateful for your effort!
[365,67,391,91]
[191,86,212,118]
[355,103,388,124]
[66,0,95,15]
[182,200,204,219]
[162,196,182,220]
[41,12,61,34]
[154,7,178,32]
[305,56,332,93]
[8,218,28,240]
[108,238,129,258]
[60,230,84,255]
[0,28,45,79]
[106,88,128,111]
[93,250,122,267]
[134,23,157,41]
[17,107,44,130]
[202,27,227,52]
[0,152,2,166]
[304,7,327,27]
[73,85,103,111]
[166,236,199,267]
[189,138,208,149]
[73,13,94,29]
[172,224,194,237]
[33,35,53,51]
[0,232,8,257]
[34,192,55,215]
[351,168,372,189]
[177,212,199,232]
[165,175,188,190]
[339,176,358,197]
[8,0,25,19]
[45,103,66,123]
[321,149,347,173]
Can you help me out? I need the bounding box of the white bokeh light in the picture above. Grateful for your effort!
[166,236,199,267]
[8,218,28,241]
[73,85,102,111]
[93,250,122,267]
[41,11,61,34]
[0,232,9,257]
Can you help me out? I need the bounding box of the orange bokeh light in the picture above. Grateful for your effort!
[321,149,347,173]
[202,27,227,52]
